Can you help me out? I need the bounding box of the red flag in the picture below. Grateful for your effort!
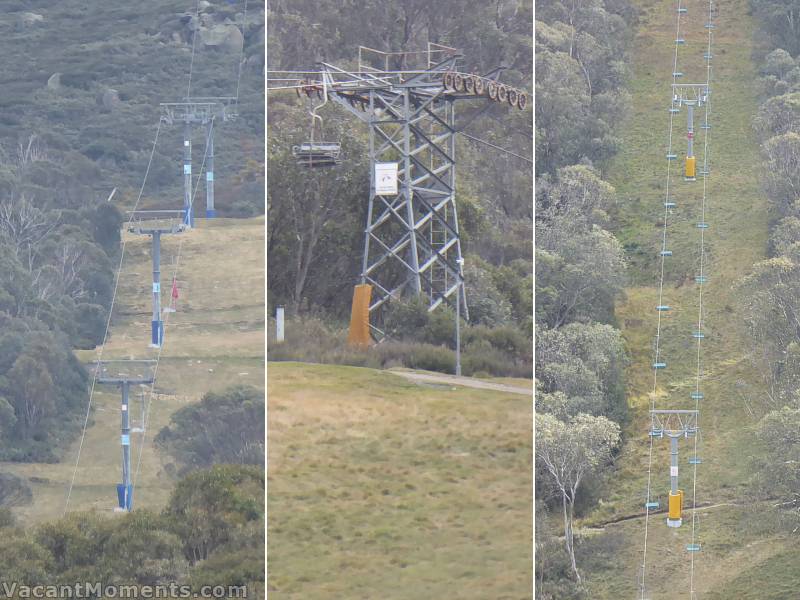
[171,278,179,300]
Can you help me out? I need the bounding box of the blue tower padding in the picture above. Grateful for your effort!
[117,483,133,510]
[151,320,164,346]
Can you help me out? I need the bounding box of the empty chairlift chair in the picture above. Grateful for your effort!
[293,142,341,167]
[293,80,342,168]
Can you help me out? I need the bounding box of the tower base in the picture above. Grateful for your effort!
[667,518,682,528]
[116,483,133,511]
[206,209,217,218]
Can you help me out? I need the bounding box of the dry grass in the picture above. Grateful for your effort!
[267,361,532,599]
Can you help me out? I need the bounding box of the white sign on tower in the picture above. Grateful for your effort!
[375,162,399,195]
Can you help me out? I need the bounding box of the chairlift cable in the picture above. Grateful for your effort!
[234,0,248,101]
[186,0,201,99]
[689,1,715,595]
[457,132,532,164]
[640,0,686,595]
[63,117,165,515]
[130,118,215,506]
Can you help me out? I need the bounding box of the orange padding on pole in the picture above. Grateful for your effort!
[685,156,696,178]
[668,490,684,519]
[347,284,372,347]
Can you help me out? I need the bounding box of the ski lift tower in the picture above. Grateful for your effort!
[127,210,186,348]
[669,83,710,180]
[648,409,699,528]
[93,360,156,512]
[160,96,237,226]
[289,44,528,343]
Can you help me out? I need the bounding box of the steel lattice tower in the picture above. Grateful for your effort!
[316,53,522,335]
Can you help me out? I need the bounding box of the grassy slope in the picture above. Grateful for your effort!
[267,361,532,599]
[0,216,265,523]
[576,0,800,595]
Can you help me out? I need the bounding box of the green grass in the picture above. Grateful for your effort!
[0,216,265,524]
[574,0,797,595]
[706,544,800,599]
[267,361,532,599]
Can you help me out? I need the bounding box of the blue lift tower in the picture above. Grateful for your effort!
[127,211,185,347]
[159,97,237,226]
[94,360,156,512]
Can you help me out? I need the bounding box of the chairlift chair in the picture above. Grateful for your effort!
[293,79,341,168]
[293,142,341,167]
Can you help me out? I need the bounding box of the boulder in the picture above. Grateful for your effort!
[201,23,244,52]
[99,88,121,110]
[46,73,61,90]
[16,12,44,31]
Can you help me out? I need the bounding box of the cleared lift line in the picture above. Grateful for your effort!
[639,0,716,596]
[65,0,250,514]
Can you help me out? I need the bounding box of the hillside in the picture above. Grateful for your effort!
[0,216,265,523]
[573,0,800,595]
[0,0,264,214]
[267,361,532,598]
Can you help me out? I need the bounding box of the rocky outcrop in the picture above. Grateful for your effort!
[96,88,121,110]
[200,23,244,52]
[16,12,44,31]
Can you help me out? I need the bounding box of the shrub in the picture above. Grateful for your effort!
[0,472,32,507]
[268,316,532,377]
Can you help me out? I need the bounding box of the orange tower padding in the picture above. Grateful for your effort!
[347,284,372,347]
[668,489,684,520]
[685,155,696,178]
